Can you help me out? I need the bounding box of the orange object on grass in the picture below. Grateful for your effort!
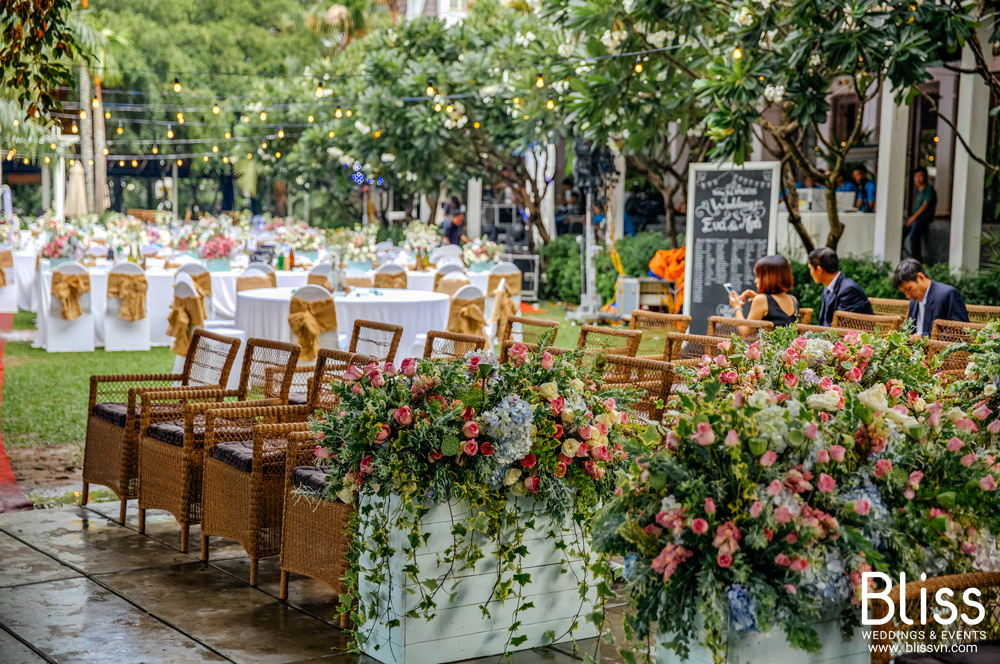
[648,248,685,313]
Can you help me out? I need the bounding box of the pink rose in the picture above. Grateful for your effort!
[351,384,362,394]
[717,339,732,352]
[724,430,739,447]
[745,343,761,360]
[785,584,798,595]
[508,342,529,362]
[845,366,863,382]
[591,445,612,461]
[374,424,391,443]
[786,532,799,544]
[366,365,384,387]
[790,557,809,572]
[805,423,819,440]
[343,364,364,381]
[521,453,537,468]
[714,354,730,368]
[775,554,792,566]
[874,459,893,478]
[962,541,978,555]
[904,488,915,500]
[793,336,808,351]
[750,501,763,518]
[314,445,330,459]
[818,376,835,391]
[464,440,478,456]
[734,390,745,407]
[524,475,540,494]
[830,445,846,462]
[947,437,964,452]
[980,475,997,491]
[691,518,709,534]
[467,355,481,372]
[767,479,783,496]
[719,371,738,384]
[962,453,978,467]
[578,424,593,440]
[705,497,716,514]
[393,406,413,426]
[854,498,871,515]
[553,424,564,439]
[816,449,830,464]
[383,362,397,377]
[550,396,566,415]
[831,342,848,358]
[717,554,733,568]
[698,365,712,379]
[400,358,417,377]
[859,344,875,358]
[781,347,799,365]
[957,418,980,433]
[784,373,798,389]
[760,450,777,467]
[888,383,904,399]
[774,507,792,523]
[692,422,715,446]
[359,454,374,475]
[480,442,494,457]
[463,420,480,438]
[817,473,836,493]
[989,420,1000,434]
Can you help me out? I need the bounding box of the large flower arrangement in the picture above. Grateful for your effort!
[402,221,443,253]
[943,322,1000,439]
[267,219,323,252]
[591,327,1000,662]
[104,213,152,250]
[310,342,648,653]
[198,234,240,260]
[463,238,500,265]
[334,224,377,263]
[40,226,86,260]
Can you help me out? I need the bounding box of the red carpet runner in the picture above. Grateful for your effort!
[0,313,32,512]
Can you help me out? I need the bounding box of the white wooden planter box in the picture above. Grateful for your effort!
[357,494,598,664]
[656,612,870,664]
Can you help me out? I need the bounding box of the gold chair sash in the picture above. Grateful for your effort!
[107,273,148,321]
[373,271,407,290]
[165,295,206,356]
[448,296,489,343]
[487,271,521,296]
[191,271,213,297]
[488,281,518,345]
[344,275,373,289]
[51,272,91,321]
[236,275,274,293]
[435,273,470,297]
[0,249,12,287]
[307,273,332,291]
[288,296,338,362]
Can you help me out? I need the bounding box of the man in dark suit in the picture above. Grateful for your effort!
[808,248,874,326]
[892,258,969,337]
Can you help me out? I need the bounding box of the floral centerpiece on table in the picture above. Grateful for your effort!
[198,234,240,260]
[402,221,443,253]
[591,326,1000,662]
[334,224,377,265]
[268,220,323,252]
[104,213,152,251]
[310,341,649,654]
[463,237,500,266]
[40,226,86,260]
[942,322,1000,433]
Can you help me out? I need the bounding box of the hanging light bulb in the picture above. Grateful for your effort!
[223,155,229,163]
[44,156,51,164]
[177,159,183,166]
[225,131,232,139]
[12,119,18,126]
[92,97,100,108]
[71,121,78,133]
[374,130,381,138]
[88,159,93,165]
[634,57,643,73]
[241,115,249,123]
[278,128,285,138]
[315,81,324,98]
[513,97,520,105]
[103,147,109,155]
[473,121,480,129]
[733,46,743,59]
[105,111,111,119]
[275,152,281,159]
[119,160,125,167]
[426,81,435,96]
[307,115,314,123]
[131,159,138,167]
[49,142,56,149]
[80,109,87,119]
[203,155,209,162]
[259,111,267,122]
[213,102,220,114]
[261,141,268,149]
[173,77,181,93]
[177,112,184,124]
[69,159,75,166]
[246,153,252,159]
[335,106,343,118]
[434,103,442,112]
[167,125,174,139]
[212,145,218,153]
[23,158,29,165]
[546,98,555,110]
[117,122,123,135]
[152,145,159,154]
[328,130,335,138]
[535,72,544,88]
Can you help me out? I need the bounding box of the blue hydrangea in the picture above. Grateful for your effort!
[840,476,890,549]
[800,551,851,608]
[622,553,639,581]
[727,584,758,633]
[801,368,820,385]
[482,394,535,466]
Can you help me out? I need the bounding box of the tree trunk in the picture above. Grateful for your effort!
[824,185,844,249]
[424,192,439,226]
[780,160,815,254]
[93,80,108,214]
[80,67,95,214]
[511,188,549,248]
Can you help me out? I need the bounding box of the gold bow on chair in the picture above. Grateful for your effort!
[435,273,470,297]
[107,273,149,321]
[51,272,92,321]
[448,296,489,343]
[307,272,332,291]
[373,271,407,290]
[343,275,373,289]
[189,271,213,319]
[287,296,338,362]
[487,271,522,297]
[0,249,13,288]
[236,275,274,293]
[165,296,206,356]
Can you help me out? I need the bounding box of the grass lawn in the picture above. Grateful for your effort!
[12,311,36,330]
[2,342,175,447]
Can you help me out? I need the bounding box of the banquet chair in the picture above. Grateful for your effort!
[435,271,471,297]
[485,262,522,322]
[287,284,339,364]
[175,264,230,325]
[930,319,987,343]
[924,339,970,379]
[0,244,17,314]
[307,262,338,292]
[595,355,674,424]
[279,430,352,620]
[423,330,486,360]
[247,261,276,276]
[105,262,150,352]
[447,284,490,346]
[706,316,773,342]
[798,307,814,325]
[830,310,903,335]
[342,268,372,289]
[433,264,466,292]
[169,280,247,389]
[577,325,642,356]
[237,264,276,292]
[629,310,692,360]
[869,297,911,319]
[500,316,560,351]
[136,338,301,552]
[348,319,403,364]
[46,261,95,352]
[373,263,407,289]
[81,329,241,524]
[663,332,731,362]
[967,304,1000,324]
[430,244,463,265]
[795,323,855,339]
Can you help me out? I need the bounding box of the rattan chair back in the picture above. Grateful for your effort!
[595,355,673,423]
[930,319,987,343]
[309,349,375,410]
[577,324,642,356]
[967,304,1000,324]
[830,310,903,334]
[798,308,813,325]
[663,332,729,362]
[500,315,560,349]
[238,338,301,402]
[706,316,774,341]
[348,319,403,364]
[181,329,243,387]
[869,298,910,318]
[423,330,486,360]
[629,310,691,359]
[924,339,970,378]
[795,323,856,339]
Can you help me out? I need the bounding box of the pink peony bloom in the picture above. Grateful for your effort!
[760,450,778,467]
[550,396,566,415]
[691,518,709,534]
[831,342,848,358]
[578,424,593,440]
[980,475,998,491]
[724,429,739,447]
[463,420,480,438]
[400,358,418,377]
[962,453,978,468]
[705,497,717,514]
[464,440,478,456]
[830,445,847,461]
[874,459,893,478]
[591,445,612,462]
[947,437,965,452]
[750,501,763,518]
[817,473,836,493]
[692,422,716,446]
[784,373,798,389]
[393,406,413,426]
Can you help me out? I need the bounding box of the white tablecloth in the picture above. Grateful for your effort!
[235,286,451,364]
[14,251,38,312]
[363,270,490,293]
[210,270,308,319]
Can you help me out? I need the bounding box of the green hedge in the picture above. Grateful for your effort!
[540,231,681,305]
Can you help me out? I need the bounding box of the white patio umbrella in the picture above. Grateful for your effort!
[65,161,87,219]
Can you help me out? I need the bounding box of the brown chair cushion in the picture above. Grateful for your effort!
[210,440,254,472]
[145,416,206,448]
[93,402,133,428]
[291,465,329,493]
[896,642,1000,663]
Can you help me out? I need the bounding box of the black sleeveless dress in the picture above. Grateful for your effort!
[764,294,798,328]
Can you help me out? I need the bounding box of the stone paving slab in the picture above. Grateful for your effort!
[0,531,81,587]
[0,628,48,664]
[0,577,229,663]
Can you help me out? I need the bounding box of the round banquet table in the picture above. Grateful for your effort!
[14,251,38,312]
[235,286,451,364]
[364,269,490,293]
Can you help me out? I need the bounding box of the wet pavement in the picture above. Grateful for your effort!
[0,502,626,664]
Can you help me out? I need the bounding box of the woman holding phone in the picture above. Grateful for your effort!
[727,255,799,328]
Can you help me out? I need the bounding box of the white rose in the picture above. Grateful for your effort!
[858,385,889,413]
[539,382,559,401]
[913,398,927,412]
[504,468,523,486]
[336,486,356,504]
[986,385,997,397]
[570,378,584,391]
[561,409,576,424]
[557,43,574,58]
[947,407,966,423]
[885,408,908,424]
[561,438,581,457]
[806,390,842,412]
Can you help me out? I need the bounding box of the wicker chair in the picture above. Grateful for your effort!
[968,304,1000,324]
[282,349,375,410]
[795,323,856,339]
[81,329,241,524]
[201,414,311,585]
[499,316,560,350]
[870,572,1000,664]
[422,330,486,360]
[577,325,642,355]
[348,319,403,364]
[135,339,301,552]
[500,340,573,361]
[930,319,987,343]
[924,339,970,379]
[869,297,911,318]
[595,355,673,423]
[706,316,774,342]
[629,310,692,360]
[831,310,904,335]
[279,431,353,626]
[798,308,813,325]
[662,333,730,362]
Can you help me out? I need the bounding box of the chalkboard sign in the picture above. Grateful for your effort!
[683,162,779,335]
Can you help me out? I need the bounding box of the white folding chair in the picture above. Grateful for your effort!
[170,280,247,390]
[174,265,230,328]
[308,263,338,292]
[105,262,150,352]
[0,245,18,314]
[486,261,521,322]
[246,261,275,276]
[430,244,463,265]
[435,263,465,278]
[288,284,340,364]
[374,263,405,276]
[45,262,95,352]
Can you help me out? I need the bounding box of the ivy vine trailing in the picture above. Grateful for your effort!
[309,337,650,661]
